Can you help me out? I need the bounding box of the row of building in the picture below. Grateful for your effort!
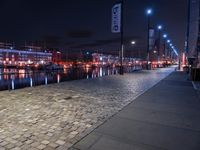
[0,48,62,67]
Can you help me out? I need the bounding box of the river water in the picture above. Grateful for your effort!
[0,66,141,91]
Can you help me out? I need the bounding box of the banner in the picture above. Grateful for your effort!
[111,3,121,33]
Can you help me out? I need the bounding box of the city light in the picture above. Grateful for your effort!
[146,9,152,15]
[158,25,162,30]
[131,41,136,45]
[167,40,171,43]
[163,34,167,38]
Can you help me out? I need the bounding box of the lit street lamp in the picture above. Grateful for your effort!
[131,41,136,45]
[131,40,137,57]
[146,8,152,69]
[157,25,162,66]
[131,41,136,68]
[163,34,167,60]
[163,34,167,38]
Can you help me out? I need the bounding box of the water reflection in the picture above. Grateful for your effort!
[0,66,135,91]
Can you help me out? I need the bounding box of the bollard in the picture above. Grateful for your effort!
[30,77,33,87]
[57,74,60,83]
[11,79,15,90]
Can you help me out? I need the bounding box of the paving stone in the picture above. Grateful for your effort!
[55,140,65,145]
[37,144,46,150]
[5,143,15,149]
[48,143,59,148]
[15,142,23,147]
[41,140,50,145]
[10,147,21,150]
[31,142,40,147]
[0,147,6,150]
[20,144,31,150]
[43,146,54,150]
[25,140,33,144]
[0,141,8,146]
[29,147,38,150]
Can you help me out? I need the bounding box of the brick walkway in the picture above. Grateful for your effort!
[0,68,174,150]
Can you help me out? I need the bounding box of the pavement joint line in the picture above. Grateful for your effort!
[81,134,103,150]
[125,105,200,117]
[134,99,200,109]
[93,129,168,150]
[112,115,200,133]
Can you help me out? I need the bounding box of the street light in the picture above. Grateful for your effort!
[131,40,137,58]
[163,34,167,61]
[131,41,136,45]
[146,9,152,15]
[158,25,162,30]
[157,25,162,67]
[146,8,152,69]
[131,41,136,69]
[163,34,167,38]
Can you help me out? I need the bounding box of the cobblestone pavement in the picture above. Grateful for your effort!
[0,67,174,150]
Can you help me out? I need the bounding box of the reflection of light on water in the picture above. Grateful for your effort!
[19,69,25,78]
[0,67,119,91]
[57,74,60,83]
[4,74,9,80]
[11,74,15,80]
[45,76,48,85]
[100,67,103,77]
[85,67,89,73]
[108,69,110,75]
[64,68,68,74]
[103,68,106,76]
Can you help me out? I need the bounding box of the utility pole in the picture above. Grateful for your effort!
[185,0,191,63]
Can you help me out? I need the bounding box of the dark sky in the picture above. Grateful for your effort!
[0,0,187,56]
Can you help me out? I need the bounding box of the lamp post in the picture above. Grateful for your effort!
[157,25,162,67]
[120,0,124,75]
[131,41,136,69]
[163,34,167,67]
[131,41,136,57]
[146,8,152,70]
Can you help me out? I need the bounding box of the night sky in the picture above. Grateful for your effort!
[0,0,187,56]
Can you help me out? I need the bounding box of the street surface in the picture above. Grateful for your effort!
[0,67,175,150]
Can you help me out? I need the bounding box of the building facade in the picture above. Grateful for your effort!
[0,49,52,67]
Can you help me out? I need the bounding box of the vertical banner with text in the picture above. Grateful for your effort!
[111,3,121,33]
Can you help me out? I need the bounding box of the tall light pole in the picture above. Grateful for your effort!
[131,41,136,69]
[163,34,167,66]
[157,25,162,67]
[120,0,124,75]
[131,40,136,57]
[185,0,191,63]
[146,8,152,70]
[167,39,171,60]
